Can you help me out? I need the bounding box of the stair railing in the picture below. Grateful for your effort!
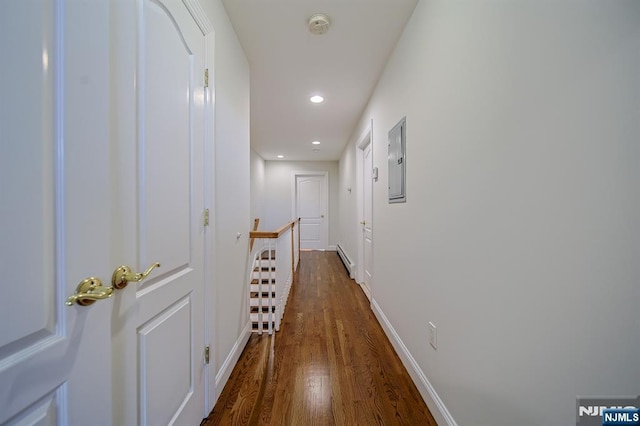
[249,218,260,251]
[249,218,300,334]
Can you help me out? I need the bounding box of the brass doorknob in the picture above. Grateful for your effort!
[66,262,160,307]
[65,277,114,306]
[112,262,161,289]
[360,221,366,225]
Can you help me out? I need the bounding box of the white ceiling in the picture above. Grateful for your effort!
[221,0,418,161]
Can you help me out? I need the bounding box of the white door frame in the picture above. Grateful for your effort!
[194,13,218,415]
[291,171,329,250]
[356,121,373,295]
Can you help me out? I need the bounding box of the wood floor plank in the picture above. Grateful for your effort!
[203,251,437,425]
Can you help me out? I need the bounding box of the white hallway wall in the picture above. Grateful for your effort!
[200,0,251,395]
[263,160,339,248]
[339,1,640,425]
[337,137,358,267]
[250,149,266,223]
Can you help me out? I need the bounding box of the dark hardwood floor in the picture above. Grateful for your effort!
[203,251,437,425]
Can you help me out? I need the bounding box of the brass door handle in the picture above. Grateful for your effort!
[65,262,160,307]
[360,221,366,225]
[65,277,114,306]
[112,262,161,289]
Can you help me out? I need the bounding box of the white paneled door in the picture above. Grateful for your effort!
[0,0,210,424]
[0,1,112,424]
[295,173,329,250]
[110,1,208,425]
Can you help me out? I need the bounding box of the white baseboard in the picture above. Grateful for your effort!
[371,299,457,426]
[215,321,251,398]
[327,245,337,251]
[358,282,371,301]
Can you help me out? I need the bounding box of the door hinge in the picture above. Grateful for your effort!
[204,208,210,227]
[205,345,210,364]
[204,69,209,88]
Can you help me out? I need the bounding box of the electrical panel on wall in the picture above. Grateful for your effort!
[388,117,406,203]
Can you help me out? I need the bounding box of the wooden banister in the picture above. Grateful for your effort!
[249,218,260,251]
[249,219,297,240]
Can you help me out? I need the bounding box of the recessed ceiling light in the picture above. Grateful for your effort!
[310,95,324,103]
[276,155,284,159]
[312,141,321,145]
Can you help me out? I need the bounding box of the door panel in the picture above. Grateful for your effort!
[300,223,321,241]
[143,0,192,271]
[139,297,192,425]
[296,174,328,250]
[0,3,62,414]
[0,0,55,351]
[298,179,322,216]
[1,0,111,423]
[5,397,57,426]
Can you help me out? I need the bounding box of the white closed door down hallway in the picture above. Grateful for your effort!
[295,172,329,250]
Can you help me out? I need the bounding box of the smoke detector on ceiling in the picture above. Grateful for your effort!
[308,14,330,35]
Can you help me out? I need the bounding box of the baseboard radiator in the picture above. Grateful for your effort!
[336,244,355,279]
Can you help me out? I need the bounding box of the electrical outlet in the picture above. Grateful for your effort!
[428,322,437,350]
